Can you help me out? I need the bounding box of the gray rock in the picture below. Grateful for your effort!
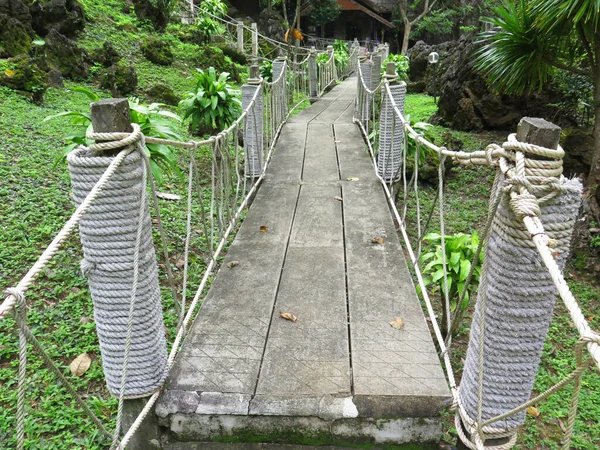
[29,0,85,37]
[47,68,64,88]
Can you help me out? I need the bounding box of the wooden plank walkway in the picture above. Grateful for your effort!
[157,77,451,448]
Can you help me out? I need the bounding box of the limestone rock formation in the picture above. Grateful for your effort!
[141,37,174,66]
[29,0,85,37]
[39,28,90,80]
[100,61,138,96]
[0,13,31,57]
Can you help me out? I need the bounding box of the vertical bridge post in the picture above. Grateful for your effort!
[327,44,337,81]
[272,52,288,118]
[251,23,258,58]
[457,118,582,448]
[237,21,244,54]
[308,46,318,98]
[242,64,264,178]
[75,99,165,450]
[377,62,406,181]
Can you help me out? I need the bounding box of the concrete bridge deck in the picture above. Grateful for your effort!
[156,77,450,448]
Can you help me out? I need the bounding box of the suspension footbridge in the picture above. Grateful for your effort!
[1,18,598,450]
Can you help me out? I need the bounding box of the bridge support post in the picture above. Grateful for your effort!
[456,118,582,448]
[242,64,264,178]
[377,62,406,181]
[251,23,258,58]
[272,52,288,118]
[237,21,244,54]
[327,44,337,81]
[70,98,166,449]
[308,46,318,98]
[370,52,382,92]
[356,56,371,125]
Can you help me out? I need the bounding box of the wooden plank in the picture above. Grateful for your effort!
[266,122,306,183]
[303,123,339,182]
[334,123,377,181]
[254,185,351,410]
[342,180,451,416]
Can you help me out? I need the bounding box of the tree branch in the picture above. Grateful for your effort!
[410,0,438,26]
[397,0,409,24]
[543,56,591,77]
[578,23,596,75]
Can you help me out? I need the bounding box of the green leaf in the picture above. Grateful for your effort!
[460,259,471,282]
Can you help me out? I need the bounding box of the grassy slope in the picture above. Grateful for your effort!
[0,1,242,448]
[404,95,600,449]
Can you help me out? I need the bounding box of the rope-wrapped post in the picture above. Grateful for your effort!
[237,20,244,53]
[327,44,337,81]
[308,46,318,98]
[370,52,382,92]
[272,52,288,117]
[251,22,258,58]
[350,41,360,73]
[377,62,406,180]
[457,118,583,449]
[67,99,165,449]
[242,64,264,178]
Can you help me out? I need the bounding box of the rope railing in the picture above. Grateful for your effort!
[0,55,314,450]
[355,58,600,450]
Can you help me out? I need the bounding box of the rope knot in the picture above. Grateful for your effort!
[485,143,501,167]
[87,123,143,153]
[80,259,96,278]
[1,287,26,319]
[509,191,541,220]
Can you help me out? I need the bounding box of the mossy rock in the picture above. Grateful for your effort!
[0,54,47,99]
[92,41,121,68]
[100,61,137,96]
[0,13,31,57]
[146,83,179,106]
[39,28,89,80]
[194,45,240,82]
[141,37,173,66]
[27,0,85,37]
[215,44,247,65]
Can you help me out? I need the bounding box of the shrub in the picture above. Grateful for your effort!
[260,60,273,82]
[382,53,410,81]
[420,231,483,336]
[179,67,241,135]
[44,87,183,184]
[194,0,227,43]
[333,39,349,55]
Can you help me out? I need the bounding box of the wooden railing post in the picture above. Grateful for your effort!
[309,46,318,98]
[237,21,244,54]
[77,99,165,450]
[377,62,406,180]
[242,64,264,178]
[457,118,582,448]
[251,23,258,58]
[272,52,288,117]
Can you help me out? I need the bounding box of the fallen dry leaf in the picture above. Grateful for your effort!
[346,177,359,182]
[79,317,93,325]
[558,419,566,433]
[70,352,91,377]
[371,237,384,245]
[156,192,181,201]
[527,406,540,418]
[260,225,268,232]
[334,139,341,143]
[175,259,185,269]
[279,312,297,322]
[334,196,343,202]
[227,261,239,269]
[152,218,159,224]
[390,317,404,329]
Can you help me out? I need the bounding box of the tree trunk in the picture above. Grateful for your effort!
[589,34,600,220]
[401,21,411,55]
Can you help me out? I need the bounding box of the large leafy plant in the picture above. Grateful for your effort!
[333,39,349,55]
[194,0,227,42]
[179,67,241,134]
[45,87,183,184]
[382,53,410,81]
[420,231,483,337]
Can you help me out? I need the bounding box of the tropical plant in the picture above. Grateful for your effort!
[260,60,273,82]
[179,67,241,135]
[333,39,349,56]
[333,50,350,73]
[194,0,227,43]
[44,88,183,184]
[474,0,600,220]
[420,231,484,337]
[382,53,410,81]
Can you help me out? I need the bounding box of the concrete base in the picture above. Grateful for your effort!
[160,414,441,448]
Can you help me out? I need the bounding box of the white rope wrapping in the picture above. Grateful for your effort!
[67,145,167,398]
[377,81,406,180]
